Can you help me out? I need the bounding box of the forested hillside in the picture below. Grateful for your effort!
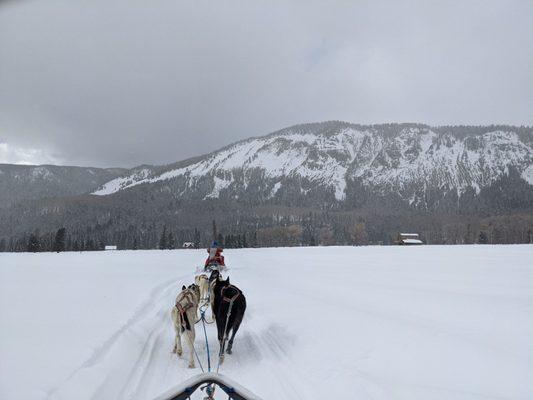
[1,122,532,251]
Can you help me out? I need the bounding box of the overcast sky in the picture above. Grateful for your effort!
[1,0,532,167]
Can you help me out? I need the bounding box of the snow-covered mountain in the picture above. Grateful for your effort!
[93,122,533,206]
[1,122,532,245]
[0,164,126,207]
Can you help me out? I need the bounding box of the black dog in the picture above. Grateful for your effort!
[212,276,246,361]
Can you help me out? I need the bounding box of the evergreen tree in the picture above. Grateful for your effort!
[301,213,316,246]
[217,233,224,247]
[225,234,233,248]
[27,233,40,252]
[167,231,176,249]
[478,230,488,244]
[53,228,66,253]
[0,238,6,252]
[212,220,218,241]
[159,226,168,249]
[132,237,138,250]
[193,228,201,249]
[88,239,95,251]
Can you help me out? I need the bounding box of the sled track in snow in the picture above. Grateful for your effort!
[47,276,188,400]
[47,270,314,400]
[76,277,181,371]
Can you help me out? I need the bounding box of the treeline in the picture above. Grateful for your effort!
[1,222,253,253]
[1,211,532,253]
[2,227,104,253]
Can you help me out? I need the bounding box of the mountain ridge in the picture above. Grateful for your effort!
[0,163,127,207]
[90,121,533,208]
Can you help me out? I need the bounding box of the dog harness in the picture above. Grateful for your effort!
[220,284,241,303]
[175,290,197,316]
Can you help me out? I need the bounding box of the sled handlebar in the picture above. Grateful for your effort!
[152,372,263,400]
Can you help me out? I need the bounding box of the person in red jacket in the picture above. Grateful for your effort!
[205,241,225,268]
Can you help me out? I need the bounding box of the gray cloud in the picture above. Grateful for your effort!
[1,0,532,167]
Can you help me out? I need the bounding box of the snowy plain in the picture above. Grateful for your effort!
[1,246,532,400]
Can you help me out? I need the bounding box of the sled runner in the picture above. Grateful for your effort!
[205,262,226,272]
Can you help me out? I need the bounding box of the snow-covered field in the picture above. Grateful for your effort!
[1,246,532,400]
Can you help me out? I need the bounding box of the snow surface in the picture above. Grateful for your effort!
[521,164,533,185]
[1,246,533,400]
[93,168,152,195]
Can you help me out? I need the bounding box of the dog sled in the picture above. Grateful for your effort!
[196,263,227,274]
[205,262,227,272]
[153,372,262,400]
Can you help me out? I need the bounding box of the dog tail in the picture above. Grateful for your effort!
[176,306,191,332]
[183,310,191,331]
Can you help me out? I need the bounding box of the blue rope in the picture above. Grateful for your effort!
[199,306,216,399]
[200,307,211,372]
[192,343,205,373]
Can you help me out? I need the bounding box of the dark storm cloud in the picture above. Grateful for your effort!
[1,0,532,167]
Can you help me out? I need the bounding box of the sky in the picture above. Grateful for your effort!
[1,0,532,168]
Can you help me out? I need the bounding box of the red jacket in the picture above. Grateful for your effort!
[205,247,225,267]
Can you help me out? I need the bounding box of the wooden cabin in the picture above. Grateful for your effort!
[397,233,423,245]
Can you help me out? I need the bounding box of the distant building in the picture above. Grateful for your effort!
[182,242,195,249]
[397,233,423,245]
[105,245,117,250]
